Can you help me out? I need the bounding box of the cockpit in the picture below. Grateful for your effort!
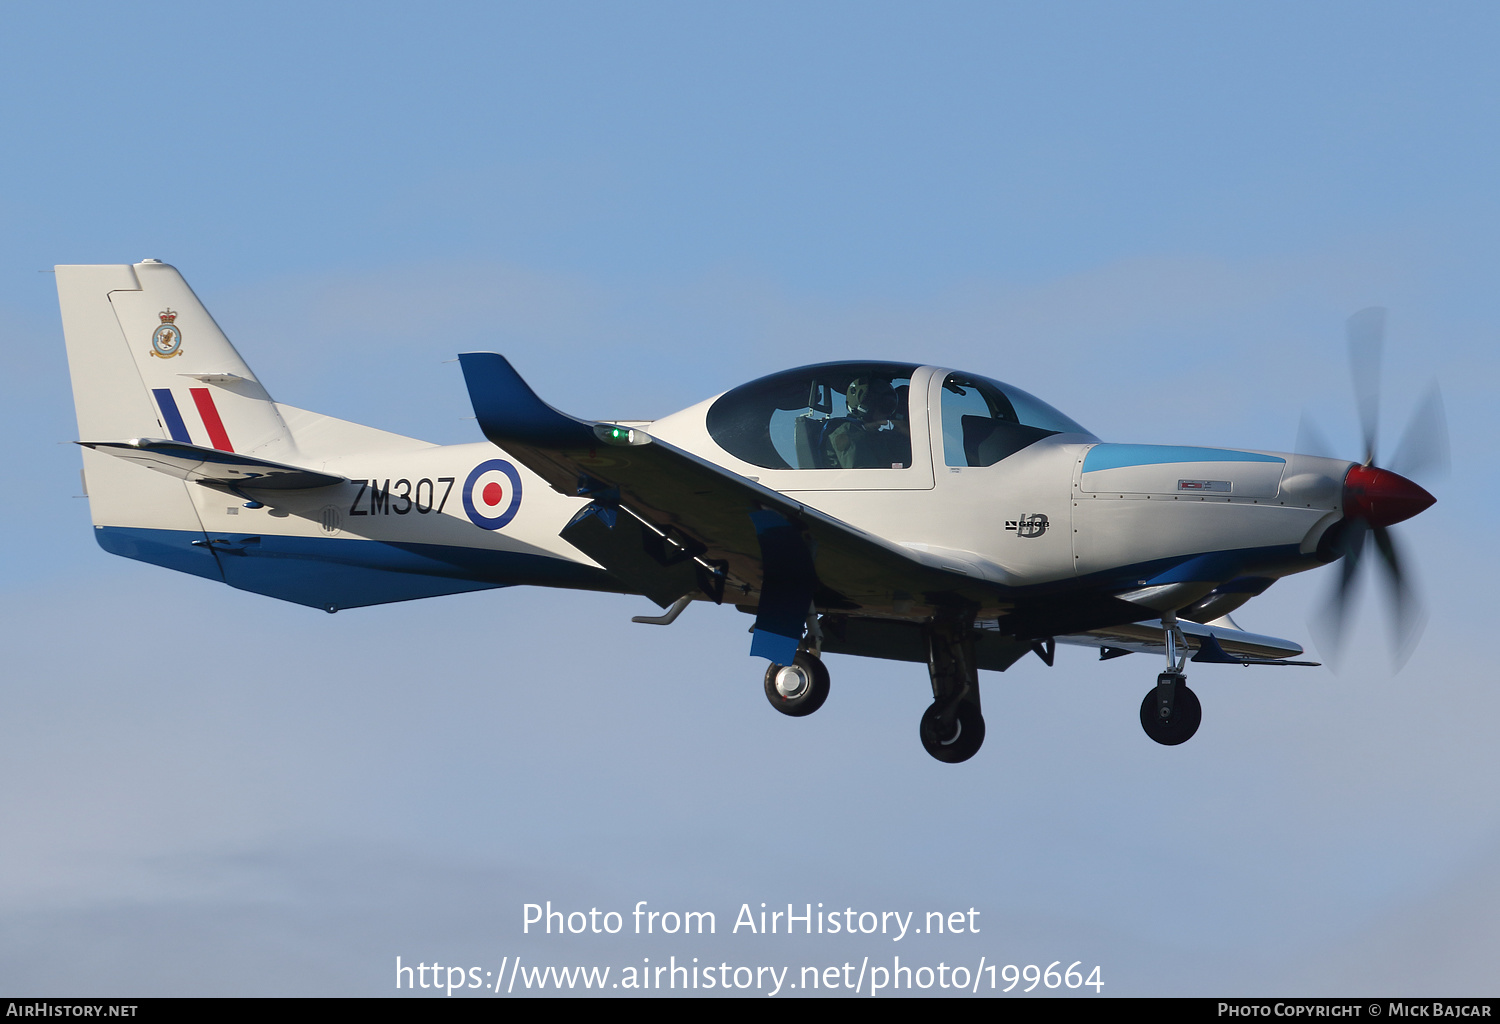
[705,362,1093,472]
[936,372,1094,466]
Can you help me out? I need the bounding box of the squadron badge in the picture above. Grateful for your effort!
[150,308,183,358]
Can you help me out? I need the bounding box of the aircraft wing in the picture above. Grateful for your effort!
[1057,616,1317,665]
[459,353,1003,662]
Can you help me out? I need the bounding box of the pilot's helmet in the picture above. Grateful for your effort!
[846,376,897,419]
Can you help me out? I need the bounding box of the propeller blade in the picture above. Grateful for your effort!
[1371,525,1426,669]
[1334,515,1368,604]
[1312,517,1369,663]
[1307,309,1437,671]
[1295,410,1338,460]
[1389,382,1450,484]
[1347,307,1386,466]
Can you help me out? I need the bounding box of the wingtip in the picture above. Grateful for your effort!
[458,352,596,449]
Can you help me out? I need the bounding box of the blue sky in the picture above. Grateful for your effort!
[2,2,1497,996]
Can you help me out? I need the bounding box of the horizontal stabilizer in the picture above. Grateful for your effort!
[81,438,345,490]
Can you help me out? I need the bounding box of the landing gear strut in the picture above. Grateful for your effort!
[920,617,985,763]
[1139,613,1202,745]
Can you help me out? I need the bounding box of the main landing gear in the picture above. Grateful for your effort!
[758,613,988,764]
[763,652,830,717]
[1140,613,1202,746]
[763,606,831,717]
[920,618,985,763]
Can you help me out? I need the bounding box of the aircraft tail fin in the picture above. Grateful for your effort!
[58,260,294,456]
[57,260,300,580]
[57,261,529,611]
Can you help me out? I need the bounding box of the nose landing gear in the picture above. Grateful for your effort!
[1140,672,1202,745]
[1140,613,1202,746]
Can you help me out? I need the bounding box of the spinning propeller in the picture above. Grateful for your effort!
[1299,308,1447,667]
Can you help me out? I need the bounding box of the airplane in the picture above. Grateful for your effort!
[55,261,1444,763]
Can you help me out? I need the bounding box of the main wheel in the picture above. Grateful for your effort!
[1139,683,1202,745]
[919,700,986,763]
[764,653,830,717]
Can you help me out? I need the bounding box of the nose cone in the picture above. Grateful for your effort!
[1343,464,1436,527]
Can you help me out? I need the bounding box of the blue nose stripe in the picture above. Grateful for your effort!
[1082,444,1284,473]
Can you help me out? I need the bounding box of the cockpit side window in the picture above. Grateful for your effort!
[706,363,918,470]
[941,373,1088,466]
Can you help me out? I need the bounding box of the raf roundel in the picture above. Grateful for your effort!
[462,459,523,530]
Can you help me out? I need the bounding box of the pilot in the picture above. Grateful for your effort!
[823,376,910,469]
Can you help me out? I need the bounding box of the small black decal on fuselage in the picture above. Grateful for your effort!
[1005,513,1049,538]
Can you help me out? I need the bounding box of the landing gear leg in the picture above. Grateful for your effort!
[763,607,830,717]
[1140,613,1202,745]
[919,617,985,763]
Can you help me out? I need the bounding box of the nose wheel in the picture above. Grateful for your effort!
[1136,614,1203,745]
[1140,671,1202,745]
[764,652,830,717]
